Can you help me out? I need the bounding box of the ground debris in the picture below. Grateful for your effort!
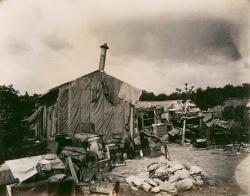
[175,178,194,191]
[124,155,207,194]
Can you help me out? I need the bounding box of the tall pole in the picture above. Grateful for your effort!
[181,100,188,145]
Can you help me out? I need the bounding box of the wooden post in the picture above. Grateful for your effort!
[182,119,186,145]
[199,118,202,137]
[67,157,79,184]
[129,106,134,139]
[153,107,157,124]
[43,106,47,140]
[6,185,12,196]
[181,100,188,145]
[68,87,71,132]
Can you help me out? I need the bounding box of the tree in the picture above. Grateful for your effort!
[0,85,41,161]
[0,85,22,161]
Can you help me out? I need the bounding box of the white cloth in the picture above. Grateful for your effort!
[118,82,142,105]
[5,154,64,183]
[5,155,41,183]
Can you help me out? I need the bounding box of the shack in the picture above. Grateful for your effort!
[25,43,142,151]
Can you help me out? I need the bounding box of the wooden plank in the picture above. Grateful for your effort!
[129,106,134,138]
[6,185,12,196]
[67,157,79,184]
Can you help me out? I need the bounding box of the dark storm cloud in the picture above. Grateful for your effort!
[91,16,241,65]
[42,35,73,51]
[0,0,249,94]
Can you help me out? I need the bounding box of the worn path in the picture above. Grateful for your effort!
[235,154,250,196]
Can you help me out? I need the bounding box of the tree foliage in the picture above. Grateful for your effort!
[140,83,250,110]
[0,85,40,162]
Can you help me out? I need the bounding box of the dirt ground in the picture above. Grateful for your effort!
[112,144,249,196]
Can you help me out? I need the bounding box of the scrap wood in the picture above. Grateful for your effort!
[6,185,12,196]
[66,157,79,184]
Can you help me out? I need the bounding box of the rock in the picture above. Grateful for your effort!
[175,178,194,191]
[189,166,202,175]
[159,181,177,194]
[154,166,169,181]
[159,156,168,164]
[142,181,152,192]
[167,163,184,173]
[168,174,179,183]
[138,172,150,179]
[133,176,145,187]
[201,171,207,178]
[151,186,161,193]
[131,186,139,191]
[147,162,159,172]
[195,178,204,186]
[183,162,191,170]
[192,175,204,186]
[125,175,135,186]
[166,160,174,168]
[153,178,164,184]
[145,178,158,187]
[125,175,144,187]
[175,169,190,180]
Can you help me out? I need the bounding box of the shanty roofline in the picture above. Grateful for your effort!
[42,69,141,97]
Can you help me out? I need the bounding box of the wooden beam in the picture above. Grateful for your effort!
[129,106,134,138]
[67,157,79,184]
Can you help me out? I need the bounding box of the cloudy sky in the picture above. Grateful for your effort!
[0,0,249,95]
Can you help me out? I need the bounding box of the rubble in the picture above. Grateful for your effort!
[142,181,152,192]
[189,166,202,175]
[175,178,194,191]
[125,156,206,194]
[151,186,161,193]
[159,181,177,194]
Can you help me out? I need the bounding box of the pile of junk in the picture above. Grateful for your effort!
[0,133,113,195]
[0,130,169,196]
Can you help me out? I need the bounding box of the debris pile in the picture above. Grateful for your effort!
[125,157,206,194]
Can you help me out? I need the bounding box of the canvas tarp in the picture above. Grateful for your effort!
[118,82,142,105]
[58,87,69,133]
[5,154,64,183]
[0,164,17,186]
[69,81,81,133]
[28,71,141,140]
[25,106,44,140]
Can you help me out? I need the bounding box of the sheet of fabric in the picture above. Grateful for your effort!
[58,87,69,133]
[0,163,17,185]
[112,100,131,138]
[46,106,53,138]
[79,77,91,127]
[103,74,122,105]
[118,82,142,105]
[5,155,41,183]
[28,71,139,140]
[25,106,43,124]
[90,81,104,134]
[102,98,114,138]
[69,81,81,133]
[5,154,64,183]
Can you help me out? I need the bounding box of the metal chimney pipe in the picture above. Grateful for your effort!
[99,43,109,71]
